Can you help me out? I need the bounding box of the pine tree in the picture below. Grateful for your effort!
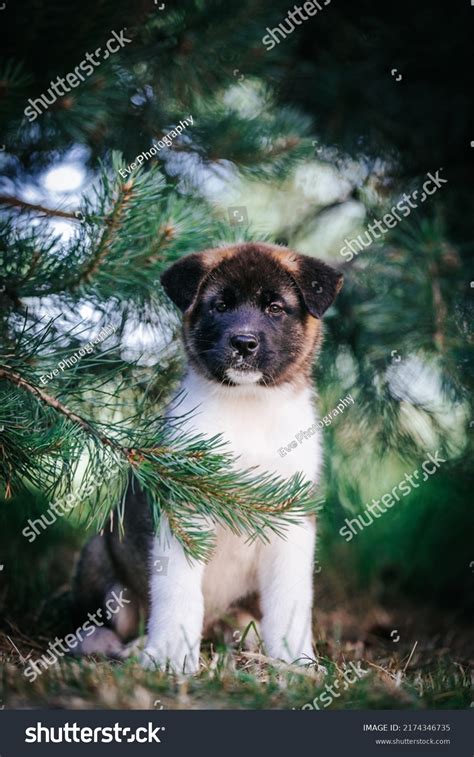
[0,0,472,607]
[0,0,322,561]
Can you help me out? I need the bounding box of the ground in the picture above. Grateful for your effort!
[1,567,472,710]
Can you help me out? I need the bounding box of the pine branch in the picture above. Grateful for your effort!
[0,195,82,222]
[0,364,122,451]
[0,364,178,463]
[430,260,447,351]
[0,363,318,560]
[76,179,135,286]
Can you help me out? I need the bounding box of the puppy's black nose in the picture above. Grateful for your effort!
[230,333,259,356]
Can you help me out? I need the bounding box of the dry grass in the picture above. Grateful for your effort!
[1,587,472,710]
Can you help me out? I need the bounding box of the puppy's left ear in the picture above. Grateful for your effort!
[291,256,343,318]
[160,253,207,312]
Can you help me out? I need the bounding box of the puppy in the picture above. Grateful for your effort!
[74,242,342,673]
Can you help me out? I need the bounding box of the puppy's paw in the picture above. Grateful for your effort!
[297,656,327,675]
[120,634,147,659]
[288,653,327,681]
[73,627,124,658]
[267,645,323,671]
[138,646,163,671]
[292,651,318,666]
[138,645,199,675]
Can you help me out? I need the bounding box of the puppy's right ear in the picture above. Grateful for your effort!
[160,253,207,312]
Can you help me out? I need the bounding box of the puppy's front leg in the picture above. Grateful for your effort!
[258,520,316,664]
[142,520,205,674]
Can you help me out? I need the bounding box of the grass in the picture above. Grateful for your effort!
[1,491,472,710]
[1,647,471,711]
[1,583,472,710]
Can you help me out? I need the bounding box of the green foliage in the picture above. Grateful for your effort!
[0,1,321,559]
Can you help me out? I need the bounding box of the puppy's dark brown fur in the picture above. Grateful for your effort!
[162,243,342,388]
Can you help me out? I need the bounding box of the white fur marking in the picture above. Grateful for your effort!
[226,368,263,385]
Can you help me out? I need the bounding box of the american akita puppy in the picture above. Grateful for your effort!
[74,242,342,673]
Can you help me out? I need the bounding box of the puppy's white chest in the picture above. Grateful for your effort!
[170,370,321,622]
[175,371,321,484]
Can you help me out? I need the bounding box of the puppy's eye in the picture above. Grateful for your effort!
[214,302,227,313]
[266,303,283,315]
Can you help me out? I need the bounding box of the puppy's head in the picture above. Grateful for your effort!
[161,243,343,387]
